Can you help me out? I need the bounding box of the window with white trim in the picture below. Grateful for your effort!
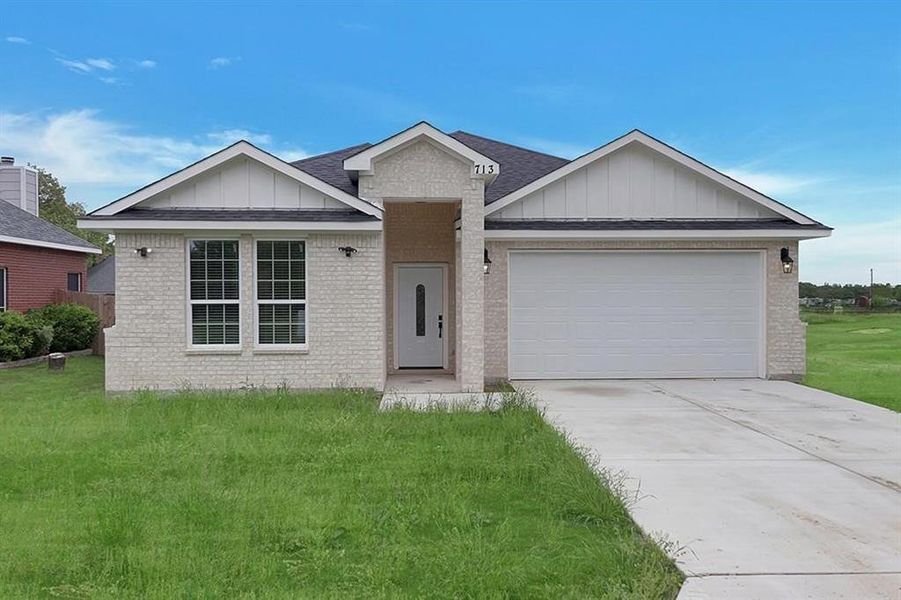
[188,240,240,346]
[255,240,306,345]
[0,267,6,311]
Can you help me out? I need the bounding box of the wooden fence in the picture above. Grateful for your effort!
[52,290,116,355]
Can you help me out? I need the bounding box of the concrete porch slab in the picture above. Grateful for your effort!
[385,372,459,393]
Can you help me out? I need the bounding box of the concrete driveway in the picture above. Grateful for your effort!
[518,379,901,599]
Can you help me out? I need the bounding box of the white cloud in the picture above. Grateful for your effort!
[207,129,272,146]
[56,56,116,75]
[209,56,236,69]
[721,167,823,197]
[56,57,93,73]
[0,110,307,208]
[801,219,901,284]
[5,36,29,44]
[85,57,115,71]
[99,76,119,85]
[137,59,157,69]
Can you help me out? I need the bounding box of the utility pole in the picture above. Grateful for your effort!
[870,268,875,306]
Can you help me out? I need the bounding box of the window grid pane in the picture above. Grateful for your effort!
[256,241,306,345]
[257,303,305,345]
[189,240,239,301]
[189,240,239,345]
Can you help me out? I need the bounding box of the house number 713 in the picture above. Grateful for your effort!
[473,164,495,175]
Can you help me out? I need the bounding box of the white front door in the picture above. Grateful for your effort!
[396,265,445,368]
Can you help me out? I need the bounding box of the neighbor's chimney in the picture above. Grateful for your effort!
[0,157,39,216]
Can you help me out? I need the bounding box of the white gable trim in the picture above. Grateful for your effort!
[0,234,102,254]
[485,130,817,225]
[481,228,831,241]
[90,141,383,219]
[343,122,499,181]
[77,218,381,233]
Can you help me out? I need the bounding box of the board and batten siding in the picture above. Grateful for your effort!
[143,156,347,210]
[491,143,782,220]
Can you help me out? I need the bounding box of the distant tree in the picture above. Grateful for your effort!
[35,167,112,265]
[800,281,900,304]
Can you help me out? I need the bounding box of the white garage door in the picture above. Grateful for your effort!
[509,251,763,379]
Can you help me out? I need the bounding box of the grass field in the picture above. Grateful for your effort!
[803,311,901,412]
[0,356,681,599]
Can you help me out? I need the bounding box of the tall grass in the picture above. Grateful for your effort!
[0,357,682,598]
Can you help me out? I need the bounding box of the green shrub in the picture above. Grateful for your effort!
[0,311,42,362]
[26,304,99,352]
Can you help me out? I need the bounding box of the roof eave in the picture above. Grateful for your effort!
[0,234,102,254]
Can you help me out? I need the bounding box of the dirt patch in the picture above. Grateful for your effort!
[850,328,891,335]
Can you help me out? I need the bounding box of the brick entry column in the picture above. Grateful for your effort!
[458,178,485,391]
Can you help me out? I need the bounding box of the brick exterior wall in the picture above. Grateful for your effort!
[359,140,486,391]
[484,239,804,382]
[384,202,457,372]
[104,137,809,392]
[106,232,384,391]
[0,242,88,311]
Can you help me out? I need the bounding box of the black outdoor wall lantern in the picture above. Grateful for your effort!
[483,248,492,275]
[134,247,152,258]
[780,247,794,274]
[338,246,358,258]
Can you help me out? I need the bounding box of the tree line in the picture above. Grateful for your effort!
[799,282,901,302]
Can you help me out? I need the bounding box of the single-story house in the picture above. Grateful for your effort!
[0,157,101,311]
[87,256,115,294]
[79,124,831,392]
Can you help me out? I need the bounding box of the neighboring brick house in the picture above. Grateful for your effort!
[0,158,100,312]
[79,124,831,392]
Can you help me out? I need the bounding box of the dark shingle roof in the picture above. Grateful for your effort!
[85,208,378,222]
[0,200,99,251]
[87,256,115,293]
[485,218,833,231]
[289,132,569,206]
[291,143,372,196]
[448,132,570,204]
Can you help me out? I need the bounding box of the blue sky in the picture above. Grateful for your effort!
[1,1,899,283]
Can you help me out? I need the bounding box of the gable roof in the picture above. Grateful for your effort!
[342,122,499,181]
[87,256,115,293]
[483,129,822,226]
[88,141,382,219]
[80,124,826,230]
[292,143,371,197]
[0,200,100,254]
[448,131,570,204]
[293,130,569,207]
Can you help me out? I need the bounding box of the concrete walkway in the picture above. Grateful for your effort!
[518,379,901,600]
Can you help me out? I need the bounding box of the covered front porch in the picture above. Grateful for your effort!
[344,123,495,392]
[383,200,483,392]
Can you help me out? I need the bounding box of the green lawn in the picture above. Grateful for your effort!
[803,311,901,412]
[0,357,681,599]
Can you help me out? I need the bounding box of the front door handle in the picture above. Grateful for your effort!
[437,314,443,339]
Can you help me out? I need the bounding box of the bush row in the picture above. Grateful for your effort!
[0,303,99,362]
